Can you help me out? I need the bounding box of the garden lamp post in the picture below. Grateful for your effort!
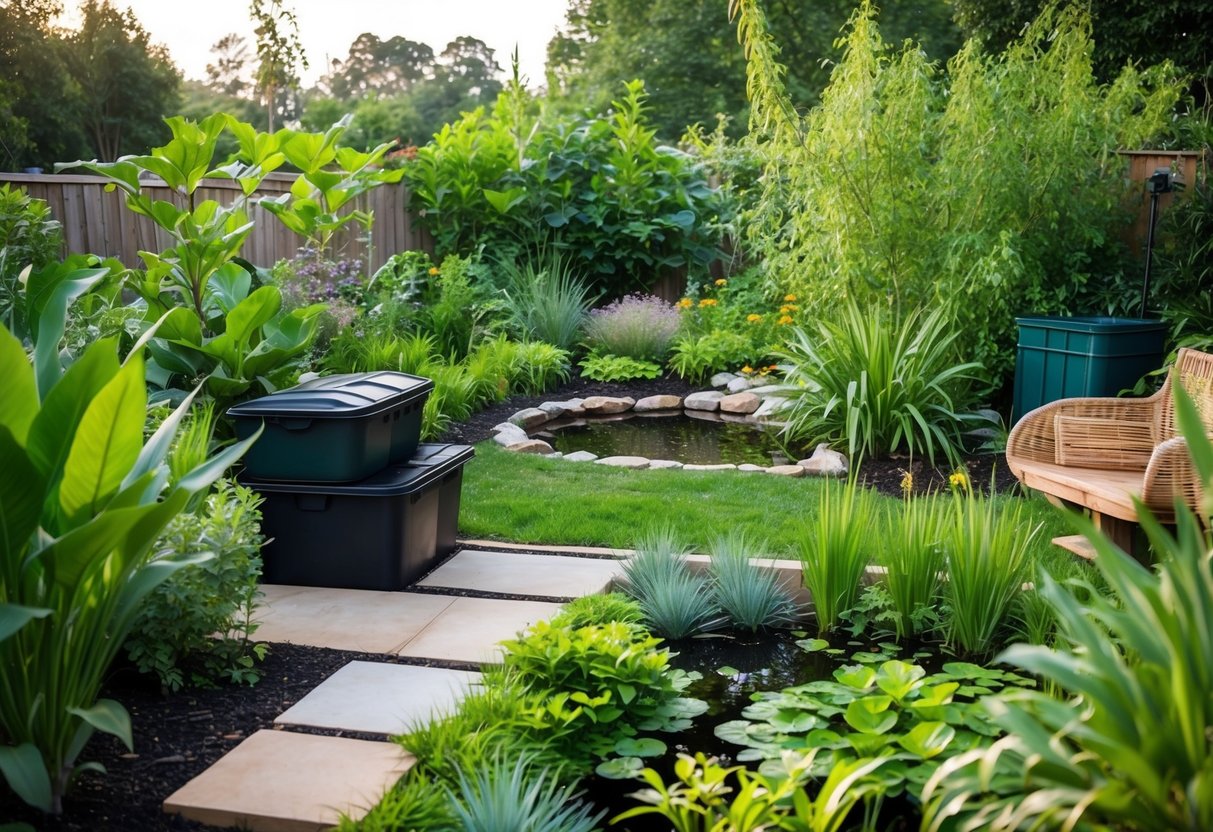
[1140,167,1177,318]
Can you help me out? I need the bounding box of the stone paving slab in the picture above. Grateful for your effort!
[417,549,620,598]
[460,539,631,558]
[276,661,482,735]
[397,596,562,664]
[163,730,411,832]
[255,585,455,654]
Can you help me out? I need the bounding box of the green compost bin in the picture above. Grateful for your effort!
[1012,316,1167,423]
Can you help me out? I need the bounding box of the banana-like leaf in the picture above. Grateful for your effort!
[0,604,52,643]
[0,428,45,558]
[58,354,147,525]
[0,326,37,441]
[67,699,133,751]
[27,264,111,397]
[122,383,201,491]
[0,743,52,812]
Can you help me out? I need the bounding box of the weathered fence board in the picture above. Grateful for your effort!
[0,171,431,272]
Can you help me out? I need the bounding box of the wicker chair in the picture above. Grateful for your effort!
[1006,347,1213,556]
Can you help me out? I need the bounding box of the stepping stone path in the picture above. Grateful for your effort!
[488,375,848,478]
[163,546,625,830]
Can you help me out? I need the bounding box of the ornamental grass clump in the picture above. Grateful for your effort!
[798,479,877,635]
[879,494,948,640]
[583,294,681,361]
[622,528,721,639]
[707,532,799,631]
[448,753,606,832]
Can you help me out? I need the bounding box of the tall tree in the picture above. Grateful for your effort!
[62,1,180,161]
[546,0,962,140]
[250,0,307,131]
[322,33,435,99]
[206,33,252,98]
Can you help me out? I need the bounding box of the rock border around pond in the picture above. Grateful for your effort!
[490,376,850,478]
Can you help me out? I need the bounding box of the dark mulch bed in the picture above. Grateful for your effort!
[3,375,1015,830]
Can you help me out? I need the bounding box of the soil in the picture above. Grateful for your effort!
[2,374,1016,830]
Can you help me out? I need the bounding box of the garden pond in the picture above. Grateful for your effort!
[534,412,798,467]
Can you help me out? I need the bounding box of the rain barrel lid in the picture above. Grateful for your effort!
[227,372,434,420]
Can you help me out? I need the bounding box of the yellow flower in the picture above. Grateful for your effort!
[698,298,718,307]
[746,313,763,323]
[779,304,798,312]
[678,298,693,308]
[949,470,970,492]
[427,267,440,276]
[777,315,793,325]
[714,278,728,287]
[741,365,754,374]
[784,293,797,302]
[899,470,914,496]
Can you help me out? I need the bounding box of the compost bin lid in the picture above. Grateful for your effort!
[409,443,475,467]
[1014,316,1168,333]
[239,451,468,496]
[227,372,434,420]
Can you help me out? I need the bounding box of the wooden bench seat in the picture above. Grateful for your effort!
[1007,347,1213,557]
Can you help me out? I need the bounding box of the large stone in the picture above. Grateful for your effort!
[647,459,684,470]
[767,464,806,477]
[492,423,529,446]
[508,408,550,429]
[506,439,555,455]
[726,376,756,394]
[538,401,575,419]
[684,391,725,412]
[720,392,761,415]
[543,398,587,416]
[595,455,651,469]
[683,463,737,472]
[581,396,635,415]
[798,443,848,477]
[633,395,682,412]
[563,451,599,462]
[737,463,767,473]
[710,372,738,388]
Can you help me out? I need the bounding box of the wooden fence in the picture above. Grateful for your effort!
[0,171,431,272]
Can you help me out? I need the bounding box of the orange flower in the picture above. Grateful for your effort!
[779,304,798,312]
[428,267,440,276]
[741,365,754,374]
[714,278,728,287]
[746,313,763,323]
[784,293,797,302]
[777,315,793,325]
[678,298,693,308]
[698,298,718,307]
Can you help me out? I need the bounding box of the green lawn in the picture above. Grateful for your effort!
[458,442,1076,569]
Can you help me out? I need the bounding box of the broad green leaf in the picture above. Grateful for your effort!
[897,721,955,758]
[0,743,52,812]
[595,757,644,780]
[59,355,146,523]
[155,307,202,346]
[0,428,45,557]
[483,187,527,214]
[223,286,281,346]
[37,501,156,589]
[876,660,926,702]
[844,695,897,734]
[0,604,52,642]
[122,384,200,490]
[834,665,877,690]
[613,737,666,757]
[28,265,110,396]
[68,698,133,750]
[0,327,37,441]
[207,263,253,316]
[717,665,741,677]
[796,638,830,652]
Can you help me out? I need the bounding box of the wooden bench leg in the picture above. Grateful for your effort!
[1092,513,1137,557]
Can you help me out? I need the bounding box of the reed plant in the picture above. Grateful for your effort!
[798,479,877,635]
[707,532,798,631]
[500,253,596,351]
[879,494,947,639]
[941,491,1039,656]
[622,527,720,639]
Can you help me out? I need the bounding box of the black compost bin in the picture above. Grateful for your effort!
[408,444,475,556]
[1012,316,1167,423]
[228,371,433,482]
[243,443,472,590]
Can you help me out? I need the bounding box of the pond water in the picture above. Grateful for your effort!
[534,413,798,467]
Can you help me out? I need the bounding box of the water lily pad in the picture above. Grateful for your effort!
[716,665,741,677]
[844,695,897,734]
[851,651,887,664]
[768,710,823,733]
[614,737,667,758]
[833,665,877,689]
[796,638,830,653]
[897,721,956,758]
[875,660,926,702]
[596,757,644,779]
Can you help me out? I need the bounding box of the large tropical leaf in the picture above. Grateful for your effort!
[0,429,45,559]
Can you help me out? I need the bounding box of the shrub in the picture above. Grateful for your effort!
[582,294,680,361]
[776,300,983,465]
[124,481,267,691]
[668,330,757,383]
[270,247,364,347]
[579,352,663,382]
[0,184,62,339]
[509,341,571,396]
[500,253,596,352]
[550,592,645,629]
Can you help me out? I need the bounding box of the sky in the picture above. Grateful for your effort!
[58,0,572,88]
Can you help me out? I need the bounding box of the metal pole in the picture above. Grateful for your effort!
[1140,189,1160,319]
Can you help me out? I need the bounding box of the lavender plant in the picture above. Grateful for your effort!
[583,294,680,361]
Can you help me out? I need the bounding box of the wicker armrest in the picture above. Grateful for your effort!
[1007,396,1158,474]
[1054,414,1154,470]
[1142,437,1205,515]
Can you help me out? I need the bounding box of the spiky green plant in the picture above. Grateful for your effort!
[879,493,947,639]
[707,532,798,631]
[622,528,720,639]
[798,479,877,635]
[500,253,596,351]
[447,753,606,832]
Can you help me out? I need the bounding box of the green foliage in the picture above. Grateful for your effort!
[1153,183,1213,351]
[550,592,645,629]
[715,654,1034,806]
[621,530,721,639]
[922,384,1213,831]
[776,301,983,466]
[706,532,798,632]
[0,186,62,339]
[447,754,605,832]
[338,770,456,832]
[123,481,267,692]
[499,253,596,351]
[507,342,571,396]
[667,331,757,383]
[249,0,307,132]
[734,0,1184,394]
[0,297,257,812]
[798,479,878,635]
[404,79,722,296]
[667,271,790,380]
[579,352,662,382]
[582,293,680,361]
[942,490,1039,656]
[415,254,495,360]
[878,494,947,640]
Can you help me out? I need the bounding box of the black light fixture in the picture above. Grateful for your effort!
[1140,166,1181,318]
